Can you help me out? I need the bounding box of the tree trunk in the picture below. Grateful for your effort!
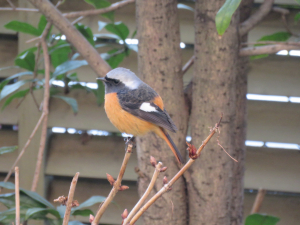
[136,0,189,224]
[231,1,253,224]
[188,0,240,224]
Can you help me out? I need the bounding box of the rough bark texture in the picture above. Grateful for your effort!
[231,1,253,224]
[188,0,240,224]
[136,0,189,224]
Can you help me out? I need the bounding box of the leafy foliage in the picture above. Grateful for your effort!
[245,214,280,225]
[215,0,242,35]
[0,182,106,225]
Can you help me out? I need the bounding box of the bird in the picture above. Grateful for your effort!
[97,67,184,164]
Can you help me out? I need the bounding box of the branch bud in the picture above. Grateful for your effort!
[89,214,95,223]
[71,200,79,207]
[106,173,115,185]
[160,167,168,172]
[121,209,128,219]
[119,185,129,191]
[163,176,168,185]
[150,156,157,167]
[186,142,198,159]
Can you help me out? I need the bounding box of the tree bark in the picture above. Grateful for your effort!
[136,0,189,224]
[231,1,253,224]
[188,0,240,224]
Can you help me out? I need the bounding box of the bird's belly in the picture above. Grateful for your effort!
[104,93,155,136]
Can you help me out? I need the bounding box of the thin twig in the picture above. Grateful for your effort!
[124,162,163,224]
[239,44,300,56]
[251,188,266,214]
[15,167,20,225]
[71,16,85,25]
[63,172,80,225]
[63,0,135,19]
[182,55,195,76]
[6,0,15,9]
[1,112,45,188]
[31,27,51,192]
[92,143,133,225]
[129,115,223,225]
[241,41,300,46]
[239,0,274,36]
[0,7,38,12]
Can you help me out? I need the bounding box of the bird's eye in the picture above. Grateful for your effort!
[113,79,120,85]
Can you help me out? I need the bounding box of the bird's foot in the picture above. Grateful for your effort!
[124,136,135,151]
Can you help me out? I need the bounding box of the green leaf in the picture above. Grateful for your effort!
[131,30,137,39]
[38,15,48,35]
[15,51,35,71]
[17,46,38,57]
[245,214,280,225]
[0,192,45,209]
[215,0,242,35]
[4,21,40,36]
[50,42,72,68]
[295,0,300,5]
[52,95,78,114]
[52,60,88,78]
[294,12,300,22]
[105,22,129,40]
[72,196,106,211]
[56,205,66,218]
[250,54,269,60]
[0,146,18,155]
[75,23,95,46]
[177,3,194,11]
[2,88,30,110]
[0,79,33,101]
[25,208,61,220]
[257,32,292,43]
[84,0,114,21]
[72,209,94,217]
[20,189,55,209]
[105,49,126,69]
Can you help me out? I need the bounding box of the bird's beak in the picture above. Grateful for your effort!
[97,77,106,82]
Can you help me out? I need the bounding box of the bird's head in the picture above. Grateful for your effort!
[97,67,142,93]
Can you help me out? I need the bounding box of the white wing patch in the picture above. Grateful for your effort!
[139,102,157,112]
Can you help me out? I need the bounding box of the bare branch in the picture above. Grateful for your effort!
[63,172,80,225]
[239,44,300,56]
[31,23,52,192]
[242,41,300,46]
[129,116,222,225]
[251,188,266,214]
[92,142,133,225]
[28,0,111,77]
[124,161,163,224]
[0,7,38,12]
[272,6,289,15]
[1,112,45,188]
[15,167,20,225]
[239,0,274,36]
[63,0,135,19]
[182,55,195,76]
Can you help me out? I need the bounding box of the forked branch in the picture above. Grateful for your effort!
[127,115,223,225]
[91,142,133,225]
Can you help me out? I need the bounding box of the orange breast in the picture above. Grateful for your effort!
[104,93,157,136]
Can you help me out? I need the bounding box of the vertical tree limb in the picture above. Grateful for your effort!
[92,143,133,225]
[63,172,80,225]
[31,23,52,192]
[15,167,20,225]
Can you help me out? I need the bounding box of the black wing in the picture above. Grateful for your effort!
[121,101,178,133]
[117,84,177,132]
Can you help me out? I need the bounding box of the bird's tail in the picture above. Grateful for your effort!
[158,128,184,164]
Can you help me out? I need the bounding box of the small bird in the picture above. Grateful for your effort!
[98,67,184,164]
